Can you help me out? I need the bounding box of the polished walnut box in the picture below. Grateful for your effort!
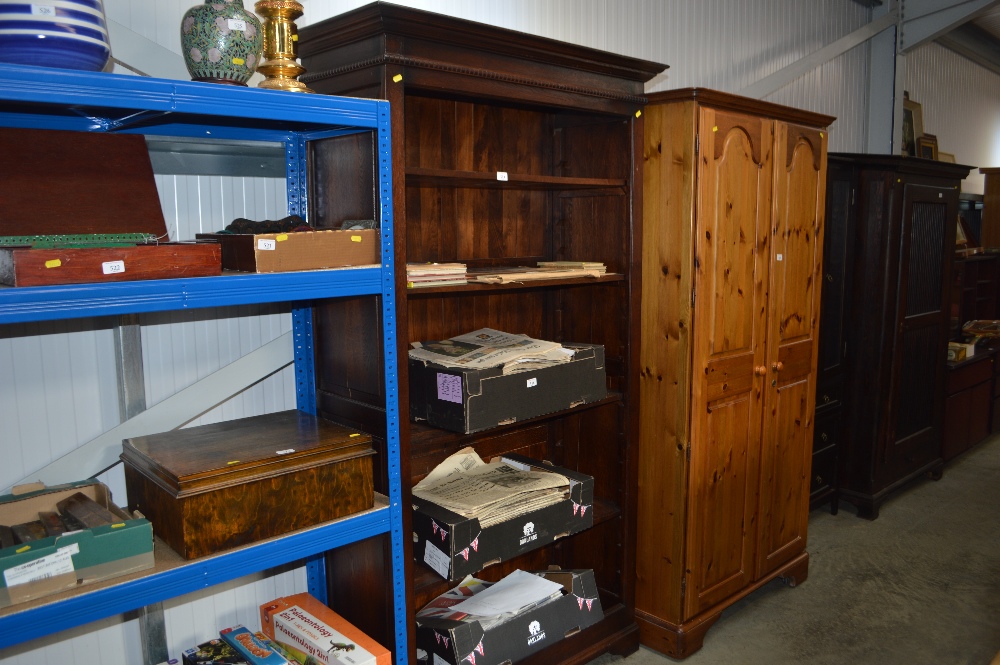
[121,410,375,560]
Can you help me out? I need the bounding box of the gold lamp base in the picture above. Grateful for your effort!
[254,0,312,93]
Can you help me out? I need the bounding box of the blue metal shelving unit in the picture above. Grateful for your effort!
[0,63,407,664]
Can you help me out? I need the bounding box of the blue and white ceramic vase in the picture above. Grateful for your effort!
[0,0,112,71]
[181,0,263,86]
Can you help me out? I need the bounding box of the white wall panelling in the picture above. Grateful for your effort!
[5,0,1000,662]
[905,41,1000,193]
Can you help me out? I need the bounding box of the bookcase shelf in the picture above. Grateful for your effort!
[405,273,624,296]
[406,167,628,190]
[0,62,407,663]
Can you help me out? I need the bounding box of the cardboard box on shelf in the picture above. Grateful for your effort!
[195,229,379,273]
[408,343,607,434]
[259,592,391,665]
[219,625,289,665]
[181,637,246,665]
[0,480,153,609]
[416,569,604,665]
[413,454,594,581]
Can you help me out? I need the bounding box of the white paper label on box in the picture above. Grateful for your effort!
[3,547,75,588]
[526,377,538,388]
[102,260,126,275]
[423,541,452,579]
[496,171,509,181]
[227,18,247,31]
[32,5,56,16]
[433,655,450,665]
[436,373,463,404]
[59,543,80,556]
[257,239,277,251]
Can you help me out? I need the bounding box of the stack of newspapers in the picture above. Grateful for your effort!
[413,447,569,529]
[406,262,468,288]
[408,327,575,375]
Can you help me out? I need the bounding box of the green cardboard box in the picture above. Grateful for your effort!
[0,480,153,608]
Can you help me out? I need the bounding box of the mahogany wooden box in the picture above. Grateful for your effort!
[120,410,375,560]
[0,127,221,287]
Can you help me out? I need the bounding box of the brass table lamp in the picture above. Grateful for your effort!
[254,0,312,93]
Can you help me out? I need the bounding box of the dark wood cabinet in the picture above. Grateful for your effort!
[812,157,859,513]
[943,350,995,461]
[298,4,666,663]
[826,154,972,519]
[950,254,999,339]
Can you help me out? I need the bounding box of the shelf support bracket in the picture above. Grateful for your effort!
[113,314,169,665]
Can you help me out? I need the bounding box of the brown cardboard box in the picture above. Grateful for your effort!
[0,481,153,608]
[195,229,379,273]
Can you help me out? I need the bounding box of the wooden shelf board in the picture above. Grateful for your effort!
[405,167,627,190]
[409,393,624,454]
[407,272,624,295]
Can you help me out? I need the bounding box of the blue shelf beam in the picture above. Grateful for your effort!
[0,507,391,649]
[0,268,383,325]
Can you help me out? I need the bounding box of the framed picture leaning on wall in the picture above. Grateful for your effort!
[917,133,939,160]
[902,97,924,156]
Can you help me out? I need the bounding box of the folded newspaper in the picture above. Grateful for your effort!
[413,447,569,528]
[408,327,575,375]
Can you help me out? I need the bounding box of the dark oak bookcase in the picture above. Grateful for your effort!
[299,3,666,663]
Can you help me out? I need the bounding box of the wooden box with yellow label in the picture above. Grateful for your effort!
[0,127,221,287]
[196,229,379,273]
[120,410,375,560]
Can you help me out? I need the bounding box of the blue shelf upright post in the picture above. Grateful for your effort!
[375,99,408,665]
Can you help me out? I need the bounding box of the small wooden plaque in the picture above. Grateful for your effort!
[121,410,375,560]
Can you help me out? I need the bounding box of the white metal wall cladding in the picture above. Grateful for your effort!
[3,0,996,662]
[905,42,1000,194]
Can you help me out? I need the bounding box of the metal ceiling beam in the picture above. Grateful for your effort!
[738,10,898,98]
[937,21,1000,74]
[898,0,1000,52]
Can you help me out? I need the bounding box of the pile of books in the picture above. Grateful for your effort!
[406,262,468,288]
[537,260,606,273]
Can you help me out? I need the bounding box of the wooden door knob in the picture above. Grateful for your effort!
[772,362,784,372]
[755,366,767,376]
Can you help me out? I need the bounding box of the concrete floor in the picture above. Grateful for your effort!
[594,433,1000,665]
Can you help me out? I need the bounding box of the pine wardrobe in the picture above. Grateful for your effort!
[636,89,833,658]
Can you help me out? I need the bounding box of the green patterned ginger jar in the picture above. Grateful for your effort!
[181,0,263,86]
